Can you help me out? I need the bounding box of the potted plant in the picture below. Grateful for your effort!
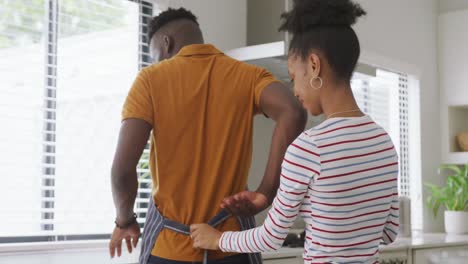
[425,164,468,234]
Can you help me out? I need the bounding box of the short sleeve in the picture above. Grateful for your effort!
[122,69,154,126]
[253,67,279,112]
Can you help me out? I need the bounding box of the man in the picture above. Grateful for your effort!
[109,8,306,264]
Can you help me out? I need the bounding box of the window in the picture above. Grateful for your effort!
[351,66,422,230]
[0,0,46,238]
[0,0,154,242]
[351,68,411,197]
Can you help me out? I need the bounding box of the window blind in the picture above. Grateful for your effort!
[351,68,411,197]
[135,0,154,228]
[0,0,154,242]
[0,0,46,238]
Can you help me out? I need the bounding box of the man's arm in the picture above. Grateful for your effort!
[222,82,306,215]
[109,118,152,258]
[256,82,307,201]
[111,118,152,223]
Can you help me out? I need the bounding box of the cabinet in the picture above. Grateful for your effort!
[261,234,468,264]
[380,249,410,264]
[412,246,468,264]
[439,10,468,107]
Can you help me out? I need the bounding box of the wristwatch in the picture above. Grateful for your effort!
[115,213,138,229]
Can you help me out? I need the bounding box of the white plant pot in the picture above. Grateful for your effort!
[445,211,468,234]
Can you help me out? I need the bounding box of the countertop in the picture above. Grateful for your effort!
[262,232,468,259]
[1,233,468,263]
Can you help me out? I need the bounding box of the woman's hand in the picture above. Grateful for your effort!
[190,224,222,250]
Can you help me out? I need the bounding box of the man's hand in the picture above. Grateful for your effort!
[221,191,269,217]
[190,224,222,250]
[109,222,140,258]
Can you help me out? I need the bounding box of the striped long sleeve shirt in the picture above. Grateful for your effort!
[219,116,399,264]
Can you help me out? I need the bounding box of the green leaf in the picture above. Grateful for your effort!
[433,201,440,217]
[439,164,462,176]
[426,163,468,216]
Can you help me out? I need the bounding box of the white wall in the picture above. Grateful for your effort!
[439,0,468,14]
[247,0,285,45]
[156,0,247,51]
[439,10,468,163]
[353,0,442,232]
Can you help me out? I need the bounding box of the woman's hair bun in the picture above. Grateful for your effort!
[280,0,366,34]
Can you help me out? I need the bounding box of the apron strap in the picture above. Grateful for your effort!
[139,197,262,264]
[162,209,232,264]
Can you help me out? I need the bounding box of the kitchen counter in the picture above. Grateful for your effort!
[1,233,468,263]
[262,233,468,259]
[262,247,303,260]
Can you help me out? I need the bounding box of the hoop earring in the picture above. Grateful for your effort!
[309,76,323,90]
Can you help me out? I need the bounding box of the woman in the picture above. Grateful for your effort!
[190,0,399,263]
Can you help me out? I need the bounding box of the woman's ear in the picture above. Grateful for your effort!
[308,53,321,77]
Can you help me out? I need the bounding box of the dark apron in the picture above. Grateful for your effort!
[139,197,262,264]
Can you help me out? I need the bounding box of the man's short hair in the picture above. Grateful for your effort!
[148,8,199,42]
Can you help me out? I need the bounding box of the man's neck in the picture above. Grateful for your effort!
[173,39,204,55]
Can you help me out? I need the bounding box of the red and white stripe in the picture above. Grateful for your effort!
[219,116,399,264]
